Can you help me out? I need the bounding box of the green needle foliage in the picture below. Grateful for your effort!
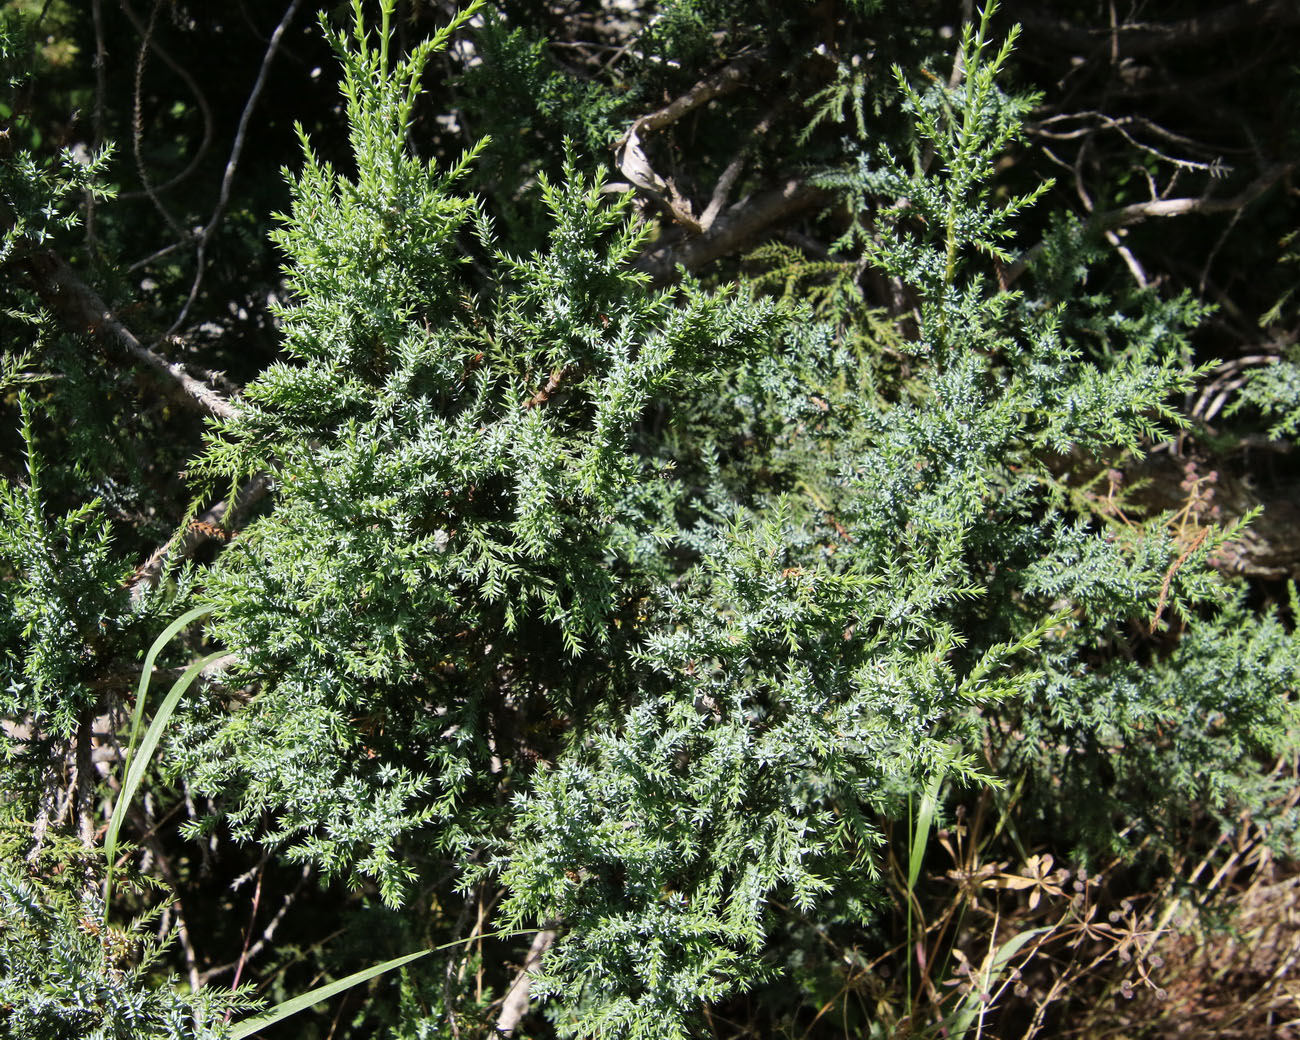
[173,0,785,906]
[1,1,1297,1038]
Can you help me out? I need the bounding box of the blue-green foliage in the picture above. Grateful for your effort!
[0,824,253,1040]
[489,9,1294,1038]
[0,398,130,743]
[3,2,1296,1037]
[499,505,1062,1040]
[171,5,1297,1035]
[0,6,112,262]
[175,0,784,904]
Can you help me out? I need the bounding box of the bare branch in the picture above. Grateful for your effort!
[636,178,829,285]
[699,108,777,231]
[1017,0,1300,57]
[117,0,215,203]
[1002,163,1294,287]
[168,0,304,336]
[129,473,272,600]
[20,245,241,421]
[199,864,311,986]
[1098,162,1295,229]
[616,53,761,145]
[495,928,556,1036]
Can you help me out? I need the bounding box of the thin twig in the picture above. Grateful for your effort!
[85,0,108,257]
[199,864,311,985]
[1002,163,1294,287]
[1019,1,1300,57]
[123,0,184,239]
[225,854,269,1021]
[118,0,216,202]
[168,0,304,336]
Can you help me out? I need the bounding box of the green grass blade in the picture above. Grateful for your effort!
[907,770,942,894]
[229,949,432,1038]
[229,928,543,1038]
[942,925,1053,1038]
[124,605,215,769]
[104,632,221,901]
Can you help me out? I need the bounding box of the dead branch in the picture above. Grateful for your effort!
[1098,162,1295,229]
[1002,163,1294,288]
[699,107,778,231]
[613,54,767,234]
[616,53,761,146]
[19,245,241,421]
[1017,1,1300,57]
[636,177,830,284]
[495,928,557,1036]
[168,0,304,336]
[198,863,311,986]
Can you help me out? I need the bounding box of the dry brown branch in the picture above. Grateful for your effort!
[616,53,760,145]
[19,245,241,421]
[1099,162,1294,229]
[1002,163,1294,287]
[613,54,769,236]
[495,928,557,1036]
[636,178,829,284]
[1017,0,1300,57]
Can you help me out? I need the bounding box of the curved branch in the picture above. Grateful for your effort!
[117,0,215,202]
[1003,163,1294,287]
[636,177,830,285]
[616,52,761,146]
[20,245,241,421]
[495,929,557,1036]
[168,0,304,336]
[1017,0,1300,57]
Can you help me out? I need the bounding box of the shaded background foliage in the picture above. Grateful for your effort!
[2,1,1299,1038]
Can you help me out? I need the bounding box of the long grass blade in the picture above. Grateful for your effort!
[908,770,943,894]
[124,606,215,771]
[104,615,219,901]
[229,950,431,1039]
[230,928,544,1038]
[942,925,1053,1038]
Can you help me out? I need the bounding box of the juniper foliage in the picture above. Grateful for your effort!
[0,2,1297,1039]
[490,10,1294,1036]
[172,0,785,906]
